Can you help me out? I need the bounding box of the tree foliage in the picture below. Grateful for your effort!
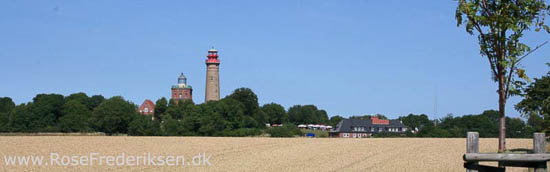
[398,114,433,131]
[1,88,535,139]
[516,66,550,133]
[267,123,302,137]
[128,115,161,136]
[262,103,288,124]
[154,97,168,120]
[227,88,266,127]
[455,0,550,150]
[58,100,92,132]
[409,110,532,138]
[329,115,344,127]
[0,97,15,132]
[29,94,64,132]
[90,96,137,135]
[288,105,329,124]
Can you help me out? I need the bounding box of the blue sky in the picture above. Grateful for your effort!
[1,0,549,119]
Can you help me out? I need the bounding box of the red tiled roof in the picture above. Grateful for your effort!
[371,117,389,125]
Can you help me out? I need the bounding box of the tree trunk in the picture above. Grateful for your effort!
[498,72,506,152]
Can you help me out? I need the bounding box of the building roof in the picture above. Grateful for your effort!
[138,99,155,115]
[178,73,186,79]
[331,118,407,133]
[208,48,218,52]
[141,99,155,107]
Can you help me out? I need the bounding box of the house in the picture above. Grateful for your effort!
[138,99,155,118]
[329,117,408,138]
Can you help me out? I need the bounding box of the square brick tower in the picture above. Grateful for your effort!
[171,73,193,102]
[205,48,220,102]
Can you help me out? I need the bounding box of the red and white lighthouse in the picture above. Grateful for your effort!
[205,48,220,102]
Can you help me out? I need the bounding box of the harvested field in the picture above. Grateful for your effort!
[0,137,535,171]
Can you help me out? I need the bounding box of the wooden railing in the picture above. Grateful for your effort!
[464,132,550,172]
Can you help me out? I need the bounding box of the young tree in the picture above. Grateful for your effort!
[456,0,550,151]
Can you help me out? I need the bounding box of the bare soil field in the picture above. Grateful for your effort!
[0,137,535,171]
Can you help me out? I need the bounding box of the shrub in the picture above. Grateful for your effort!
[267,123,302,137]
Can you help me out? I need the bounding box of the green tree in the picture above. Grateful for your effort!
[181,102,201,135]
[456,0,550,151]
[288,105,307,124]
[261,103,288,124]
[162,114,186,136]
[128,115,161,136]
[288,105,328,124]
[315,109,329,124]
[65,92,89,106]
[506,117,530,138]
[516,67,550,133]
[216,98,246,129]
[89,95,105,110]
[329,115,344,127]
[437,111,500,137]
[154,97,168,120]
[526,114,545,132]
[0,97,15,113]
[267,123,302,137]
[58,100,92,132]
[398,114,434,131]
[0,97,15,132]
[165,100,184,120]
[91,96,138,135]
[227,88,266,127]
[9,103,33,132]
[197,102,225,136]
[29,94,65,132]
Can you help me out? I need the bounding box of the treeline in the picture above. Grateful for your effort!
[0,87,541,138]
[368,110,533,138]
[326,111,534,138]
[0,88,329,137]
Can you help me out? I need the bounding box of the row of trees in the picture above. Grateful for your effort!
[0,88,330,137]
[1,73,549,138]
[324,111,533,138]
[390,111,533,138]
[369,66,550,139]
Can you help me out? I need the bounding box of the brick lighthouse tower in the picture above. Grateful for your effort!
[205,48,220,102]
[171,73,193,102]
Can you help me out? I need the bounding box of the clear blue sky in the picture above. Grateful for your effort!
[1,0,549,119]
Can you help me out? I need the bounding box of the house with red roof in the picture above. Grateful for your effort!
[138,99,155,117]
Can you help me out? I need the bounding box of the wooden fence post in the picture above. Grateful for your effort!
[534,133,547,172]
[467,132,479,172]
